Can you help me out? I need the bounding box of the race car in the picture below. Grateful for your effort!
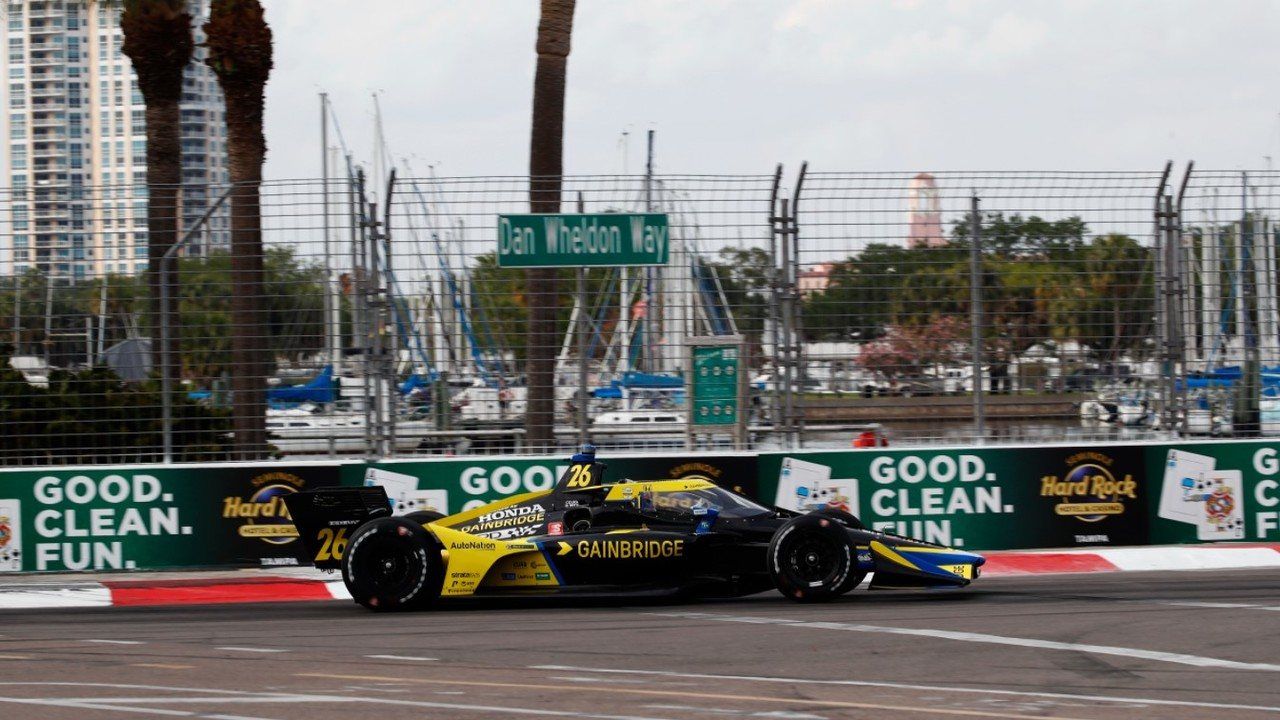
[283,448,985,611]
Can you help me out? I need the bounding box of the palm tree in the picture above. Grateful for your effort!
[119,0,193,385]
[203,0,273,459]
[526,0,576,450]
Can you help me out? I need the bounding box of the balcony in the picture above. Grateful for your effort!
[30,66,66,80]
[30,84,65,99]
[28,21,65,35]
[32,166,69,177]
[29,53,65,67]
[28,7,67,21]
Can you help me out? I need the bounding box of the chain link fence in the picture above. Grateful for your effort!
[2,166,1278,465]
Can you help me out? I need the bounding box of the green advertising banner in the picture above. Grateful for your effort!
[0,463,348,573]
[758,445,1150,551]
[3,439,1279,575]
[1143,441,1280,545]
[351,453,760,516]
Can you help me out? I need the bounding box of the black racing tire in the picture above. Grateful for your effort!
[404,510,445,525]
[805,509,867,594]
[769,515,856,603]
[807,507,865,530]
[342,517,443,612]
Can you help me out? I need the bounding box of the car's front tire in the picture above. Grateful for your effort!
[769,515,857,602]
[342,517,443,611]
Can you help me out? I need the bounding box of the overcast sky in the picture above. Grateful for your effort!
[261,0,1280,181]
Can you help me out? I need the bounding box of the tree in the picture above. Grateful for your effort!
[526,0,576,450]
[857,316,969,379]
[119,0,193,389]
[204,0,273,459]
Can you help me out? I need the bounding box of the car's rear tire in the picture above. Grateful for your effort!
[404,510,445,525]
[342,517,443,612]
[769,515,856,602]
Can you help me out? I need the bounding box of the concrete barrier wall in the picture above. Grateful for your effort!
[2,439,1276,573]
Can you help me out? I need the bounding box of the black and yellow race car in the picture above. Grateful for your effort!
[284,448,985,611]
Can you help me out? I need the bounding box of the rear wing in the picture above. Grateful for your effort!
[555,460,607,492]
[283,486,393,570]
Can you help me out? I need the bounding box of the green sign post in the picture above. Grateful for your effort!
[687,336,747,449]
[496,213,669,268]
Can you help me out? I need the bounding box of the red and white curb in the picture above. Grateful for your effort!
[980,543,1280,576]
[0,544,1277,610]
[0,575,350,610]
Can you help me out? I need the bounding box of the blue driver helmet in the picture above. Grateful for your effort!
[570,443,597,464]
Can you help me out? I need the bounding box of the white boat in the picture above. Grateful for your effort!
[589,409,687,444]
[1261,394,1280,436]
[266,408,443,454]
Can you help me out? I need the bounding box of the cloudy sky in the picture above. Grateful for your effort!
[261,0,1280,181]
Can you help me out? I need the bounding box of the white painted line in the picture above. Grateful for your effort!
[215,647,289,654]
[0,696,195,717]
[204,715,281,720]
[532,661,1280,715]
[364,654,437,662]
[650,611,1280,672]
[0,682,678,720]
[644,705,824,720]
[1163,601,1261,609]
[85,639,145,645]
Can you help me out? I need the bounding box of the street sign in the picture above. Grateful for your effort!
[497,213,669,268]
[692,346,739,425]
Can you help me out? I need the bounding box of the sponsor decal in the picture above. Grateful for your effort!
[570,539,685,559]
[222,472,306,544]
[668,462,723,480]
[501,572,517,581]
[1040,452,1137,522]
[458,504,546,538]
[449,540,496,551]
[547,521,564,536]
[535,572,551,581]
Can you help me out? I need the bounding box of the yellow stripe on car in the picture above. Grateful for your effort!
[870,540,920,571]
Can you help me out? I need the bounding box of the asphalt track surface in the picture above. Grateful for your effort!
[1,569,1278,720]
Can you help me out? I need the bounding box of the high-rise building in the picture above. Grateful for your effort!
[2,0,228,281]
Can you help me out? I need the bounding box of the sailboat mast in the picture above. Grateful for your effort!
[320,92,342,375]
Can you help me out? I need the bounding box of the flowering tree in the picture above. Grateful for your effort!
[857,316,970,379]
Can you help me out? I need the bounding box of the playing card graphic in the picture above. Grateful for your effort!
[1194,471,1246,541]
[0,499,22,573]
[1159,449,1215,524]
[365,467,449,516]
[774,457,859,516]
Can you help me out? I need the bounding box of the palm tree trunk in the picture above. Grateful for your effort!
[119,0,192,399]
[527,0,576,451]
[204,0,273,459]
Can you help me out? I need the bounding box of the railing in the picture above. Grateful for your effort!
[0,168,1276,465]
